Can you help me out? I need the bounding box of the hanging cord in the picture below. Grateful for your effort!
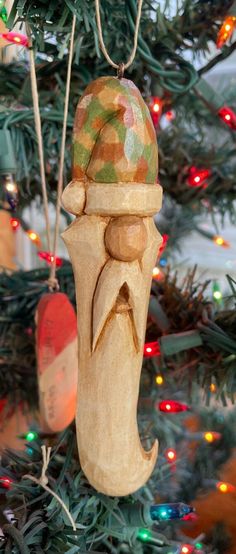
[95,0,143,74]
[49,14,76,290]
[26,25,51,254]
[23,446,77,531]
[27,16,76,291]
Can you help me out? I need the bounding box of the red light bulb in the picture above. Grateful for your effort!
[187,166,211,187]
[165,110,175,121]
[165,448,177,462]
[218,106,236,130]
[149,97,162,127]
[10,217,20,230]
[144,341,160,358]
[0,476,13,489]
[182,512,198,522]
[0,31,29,47]
[158,400,189,413]
[181,545,195,554]
[38,251,63,267]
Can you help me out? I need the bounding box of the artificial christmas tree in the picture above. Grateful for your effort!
[0,0,236,553]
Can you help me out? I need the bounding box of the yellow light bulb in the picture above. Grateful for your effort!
[225,23,232,31]
[219,483,228,493]
[5,182,17,193]
[215,236,224,246]
[210,383,216,393]
[156,375,164,385]
[153,267,160,277]
[204,432,214,443]
[14,36,21,43]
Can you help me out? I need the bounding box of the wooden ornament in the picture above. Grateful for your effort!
[0,209,16,271]
[36,292,78,433]
[62,76,162,496]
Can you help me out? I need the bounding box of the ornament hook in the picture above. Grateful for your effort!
[117,63,125,79]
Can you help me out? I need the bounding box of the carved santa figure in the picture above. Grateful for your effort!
[62,76,162,496]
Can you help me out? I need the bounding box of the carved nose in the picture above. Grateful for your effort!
[105,216,147,262]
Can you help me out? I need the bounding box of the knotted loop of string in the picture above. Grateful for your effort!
[23,446,77,531]
[117,63,125,79]
[95,0,143,73]
[26,15,76,291]
[46,276,60,293]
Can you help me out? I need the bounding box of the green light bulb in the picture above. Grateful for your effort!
[137,529,152,542]
[26,431,38,442]
[0,6,7,23]
[195,544,203,550]
[213,290,222,300]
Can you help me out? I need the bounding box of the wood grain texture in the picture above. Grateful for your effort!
[62,76,162,496]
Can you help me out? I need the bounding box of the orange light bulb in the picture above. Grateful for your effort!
[217,16,236,48]
[27,230,41,246]
[29,232,37,241]
[214,235,230,248]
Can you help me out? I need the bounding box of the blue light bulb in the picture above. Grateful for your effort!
[160,257,167,267]
[150,503,194,521]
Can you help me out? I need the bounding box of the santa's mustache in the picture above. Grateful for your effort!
[92,258,144,353]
